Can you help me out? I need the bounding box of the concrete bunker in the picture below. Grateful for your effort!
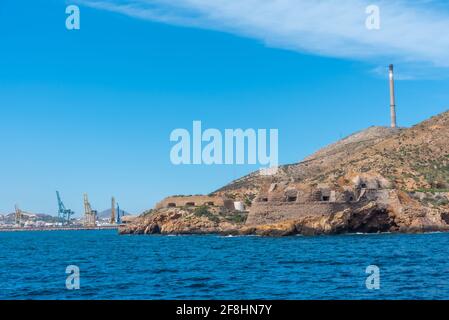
[285,189,298,203]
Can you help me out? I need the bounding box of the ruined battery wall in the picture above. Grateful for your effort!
[245,201,352,226]
[155,195,225,210]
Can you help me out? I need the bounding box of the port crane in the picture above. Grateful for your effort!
[14,204,23,226]
[56,191,74,225]
[83,193,97,227]
[14,204,36,226]
[116,202,122,224]
[110,197,116,224]
[111,197,123,224]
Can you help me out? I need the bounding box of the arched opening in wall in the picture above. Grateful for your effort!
[321,196,330,202]
[361,183,367,189]
[287,196,297,202]
[441,212,449,225]
[185,202,195,207]
[349,196,354,202]
[167,203,176,208]
[261,198,268,202]
[206,202,215,206]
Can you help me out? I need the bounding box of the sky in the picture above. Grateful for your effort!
[0,0,448,216]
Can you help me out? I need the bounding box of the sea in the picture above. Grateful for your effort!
[0,230,448,300]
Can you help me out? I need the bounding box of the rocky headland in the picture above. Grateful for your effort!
[120,110,449,236]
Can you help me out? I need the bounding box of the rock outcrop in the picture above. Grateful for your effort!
[120,110,449,236]
[119,208,242,235]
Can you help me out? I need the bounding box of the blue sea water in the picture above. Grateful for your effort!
[0,230,448,300]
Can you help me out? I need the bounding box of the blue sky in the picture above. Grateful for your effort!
[0,0,448,216]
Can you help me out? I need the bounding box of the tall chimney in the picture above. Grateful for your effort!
[389,64,397,128]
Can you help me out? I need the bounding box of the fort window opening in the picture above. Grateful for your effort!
[287,196,297,202]
[321,196,330,202]
[361,183,367,188]
[167,203,176,208]
[185,202,195,206]
[261,198,268,202]
[206,202,215,206]
[349,196,354,201]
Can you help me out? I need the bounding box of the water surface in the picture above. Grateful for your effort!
[0,230,448,299]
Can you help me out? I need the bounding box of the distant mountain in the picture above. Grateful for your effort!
[97,208,130,220]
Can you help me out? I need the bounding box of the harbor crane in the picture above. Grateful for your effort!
[83,193,97,227]
[14,204,23,226]
[56,191,74,225]
[110,197,116,224]
[14,204,36,226]
[116,202,122,224]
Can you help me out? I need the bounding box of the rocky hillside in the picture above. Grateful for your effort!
[121,110,449,236]
[216,111,449,198]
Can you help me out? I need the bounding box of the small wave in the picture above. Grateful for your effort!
[152,268,178,274]
[346,232,390,236]
[184,282,208,289]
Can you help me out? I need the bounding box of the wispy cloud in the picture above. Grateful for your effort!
[78,0,449,77]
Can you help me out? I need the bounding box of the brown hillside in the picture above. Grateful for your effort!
[217,110,449,199]
[122,110,449,236]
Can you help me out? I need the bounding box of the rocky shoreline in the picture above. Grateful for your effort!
[119,194,449,237]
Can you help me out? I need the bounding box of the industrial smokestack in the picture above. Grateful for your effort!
[389,64,397,128]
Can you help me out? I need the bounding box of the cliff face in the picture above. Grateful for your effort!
[121,110,449,236]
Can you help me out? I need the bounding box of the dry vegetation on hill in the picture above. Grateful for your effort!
[122,110,449,236]
[218,110,449,198]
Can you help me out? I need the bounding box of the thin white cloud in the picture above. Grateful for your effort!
[78,0,449,75]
